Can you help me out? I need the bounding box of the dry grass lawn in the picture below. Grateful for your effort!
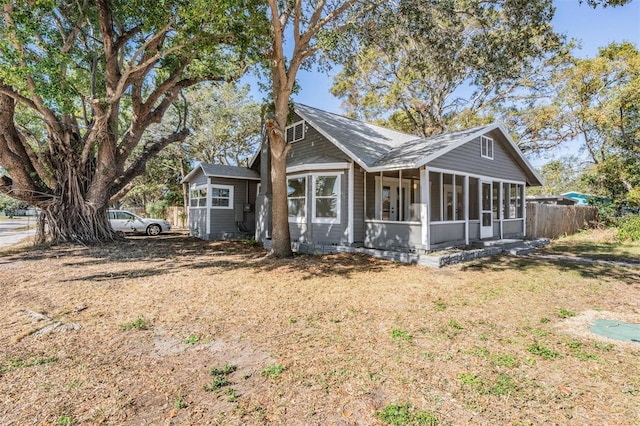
[0,231,639,425]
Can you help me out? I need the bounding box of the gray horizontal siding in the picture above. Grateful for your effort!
[427,131,527,182]
[503,219,524,238]
[430,223,465,245]
[286,167,350,247]
[469,221,480,241]
[208,177,254,237]
[189,208,207,239]
[187,169,208,186]
[365,222,423,251]
[287,115,350,163]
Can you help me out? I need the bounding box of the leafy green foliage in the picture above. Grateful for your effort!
[331,0,564,137]
[377,403,439,426]
[204,364,237,392]
[118,316,151,331]
[458,373,518,396]
[0,0,269,244]
[391,328,413,343]
[511,42,640,207]
[559,308,577,319]
[527,342,561,360]
[528,157,589,196]
[260,364,285,380]
[184,335,200,345]
[617,215,640,241]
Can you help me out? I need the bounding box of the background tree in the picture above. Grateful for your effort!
[330,0,565,137]
[184,83,261,166]
[264,0,376,257]
[527,156,589,196]
[0,0,266,244]
[119,82,261,214]
[510,42,639,205]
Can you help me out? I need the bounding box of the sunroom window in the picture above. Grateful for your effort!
[430,171,466,222]
[313,174,340,222]
[190,185,207,207]
[211,184,233,209]
[287,176,306,222]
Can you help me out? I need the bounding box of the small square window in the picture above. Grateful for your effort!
[285,121,305,143]
[481,136,494,159]
[211,184,233,209]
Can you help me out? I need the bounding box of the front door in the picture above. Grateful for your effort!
[376,179,411,221]
[480,181,493,239]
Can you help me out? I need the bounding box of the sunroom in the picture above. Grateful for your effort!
[361,166,526,253]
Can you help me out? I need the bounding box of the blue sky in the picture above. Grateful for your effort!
[244,0,639,115]
[241,1,639,167]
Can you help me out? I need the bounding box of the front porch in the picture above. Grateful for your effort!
[361,167,527,252]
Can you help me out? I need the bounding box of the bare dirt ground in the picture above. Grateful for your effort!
[0,232,639,425]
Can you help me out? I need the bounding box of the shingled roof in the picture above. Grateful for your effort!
[294,104,542,185]
[182,162,260,183]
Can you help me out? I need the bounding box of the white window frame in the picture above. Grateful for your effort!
[210,184,234,209]
[287,174,307,223]
[189,184,208,207]
[285,120,306,143]
[481,135,494,160]
[312,173,341,224]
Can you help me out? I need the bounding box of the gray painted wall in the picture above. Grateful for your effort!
[207,177,256,240]
[189,208,207,239]
[365,222,423,251]
[469,221,480,241]
[430,223,465,245]
[353,166,365,243]
[287,114,350,163]
[503,219,524,238]
[427,132,527,182]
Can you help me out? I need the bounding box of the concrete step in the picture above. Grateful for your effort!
[508,246,535,256]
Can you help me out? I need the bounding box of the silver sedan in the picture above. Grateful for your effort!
[107,210,171,236]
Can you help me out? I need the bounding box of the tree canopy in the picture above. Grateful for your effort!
[0,0,267,243]
[510,42,639,204]
[330,0,565,137]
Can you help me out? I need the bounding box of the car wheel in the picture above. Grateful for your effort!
[146,224,162,236]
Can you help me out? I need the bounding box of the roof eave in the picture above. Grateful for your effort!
[294,105,374,172]
[181,162,204,183]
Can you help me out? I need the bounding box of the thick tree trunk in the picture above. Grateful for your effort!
[38,202,120,245]
[267,120,292,258]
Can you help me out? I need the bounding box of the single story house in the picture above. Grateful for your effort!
[182,163,260,240]
[183,104,542,252]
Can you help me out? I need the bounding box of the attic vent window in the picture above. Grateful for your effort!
[286,120,305,143]
[480,135,493,159]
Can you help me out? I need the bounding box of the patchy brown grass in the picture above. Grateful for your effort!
[0,231,639,425]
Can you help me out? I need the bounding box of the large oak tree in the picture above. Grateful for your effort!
[0,0,266,244]
[264,0,377,257]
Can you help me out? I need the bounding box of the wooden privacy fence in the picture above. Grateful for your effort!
[164,206,187,229]
[526,203,598,239]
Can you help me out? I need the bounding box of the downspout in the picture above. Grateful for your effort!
[348,162,354,244]
[464,175,469,246]
[420,167,429,250]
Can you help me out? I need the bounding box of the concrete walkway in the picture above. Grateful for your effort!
[528,253,640,269]
[0,217,37,249]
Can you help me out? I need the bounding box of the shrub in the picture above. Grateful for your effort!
[617,214,640,241]
[145,202,166,219]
